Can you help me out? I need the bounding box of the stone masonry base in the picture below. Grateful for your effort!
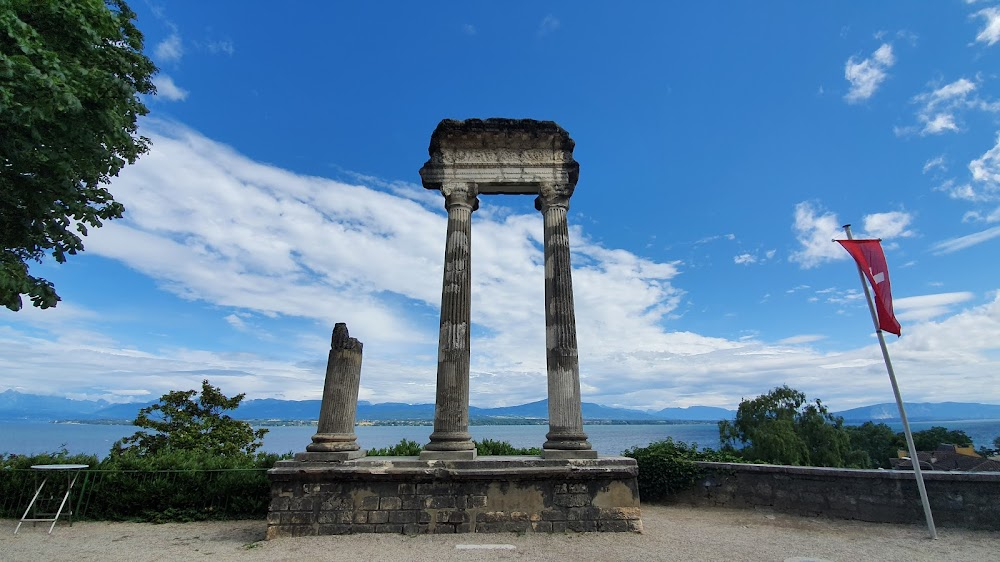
[266,456,641,538]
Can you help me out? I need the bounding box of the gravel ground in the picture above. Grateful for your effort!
[2,505,996,562]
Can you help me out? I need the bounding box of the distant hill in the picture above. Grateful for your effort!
[654,406,736,421]
[2,389,998,425]
[835,402,1000,422]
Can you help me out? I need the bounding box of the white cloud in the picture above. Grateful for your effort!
[899,78,998,136]
[963,206,1000,223]
[152,75,189,101]
[938,134,1000,202]
[462,24,476,36]
[863,211,914,239]
[777,335,826,345]
[4,122,1000,411]
[789,202,848,268]
[538,15,560,36]
[974,7,1000,46]
[205,40,235,55]
[734,253,756,265]
[155,33,183,63]
[930,225,1000,254]
[843,43,894,103]
[893,292,975,322]
[923,156,946,174]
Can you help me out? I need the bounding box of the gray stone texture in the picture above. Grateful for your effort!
[306,323,365,455]
[422,182,478,457]
[419,119,593,457]
[671,462,1000,530]
[266,456,641,538]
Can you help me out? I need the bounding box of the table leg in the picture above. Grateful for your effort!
[14,476,49,535]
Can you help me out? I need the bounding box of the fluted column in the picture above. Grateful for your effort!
[535,183,596,458]
[422,182,479,459]
[303,322,365,460]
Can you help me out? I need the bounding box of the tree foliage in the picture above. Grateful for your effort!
[1,0,156,311]
[112,380,268,457]
[623,438,744,501]
[908,426,972,451]
[719,385,868,468]
[844,421,902,469]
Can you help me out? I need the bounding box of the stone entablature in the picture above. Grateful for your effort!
[419,118,580,195]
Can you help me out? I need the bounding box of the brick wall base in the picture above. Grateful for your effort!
[266,456,641,538]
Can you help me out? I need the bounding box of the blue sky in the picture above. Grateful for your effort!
[3,2,1000,411]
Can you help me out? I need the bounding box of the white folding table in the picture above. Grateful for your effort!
[14,464,89,534]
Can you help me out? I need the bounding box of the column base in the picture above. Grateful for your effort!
[541,449,599,460]
[420,449,477,460]
[294,450,367,462]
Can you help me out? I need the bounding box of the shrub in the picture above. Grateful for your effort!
[366,439,424,456]
[475,439,541,456]
[623,438,744,502]
[0,449,288,521]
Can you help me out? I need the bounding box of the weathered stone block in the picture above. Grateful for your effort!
[360,495,380,510]
[367,510,389,524]
[389,510,416,524]
[379,497,402,510]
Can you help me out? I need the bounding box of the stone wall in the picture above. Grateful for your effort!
[266,456,641,538]
[670,462,1000,530]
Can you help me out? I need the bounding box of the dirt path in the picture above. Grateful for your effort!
[2,504,996,561]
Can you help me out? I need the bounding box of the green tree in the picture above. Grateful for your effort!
[112,380,268,457]
[907,426,972,451]
[845,421,902,468]
[719,385,868,468]
[1,0,157,311]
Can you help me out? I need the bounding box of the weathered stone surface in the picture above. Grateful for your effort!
[266,457,640,537]
[307,323,365,455]
[670,461,1000,530]
[420,118,579,195]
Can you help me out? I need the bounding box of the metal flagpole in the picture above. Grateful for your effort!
[843,224,937,540]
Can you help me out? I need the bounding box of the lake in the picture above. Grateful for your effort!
[3,419,999,459]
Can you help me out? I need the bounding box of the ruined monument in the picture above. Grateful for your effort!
[419,118,594,460]
[266,119,640,537]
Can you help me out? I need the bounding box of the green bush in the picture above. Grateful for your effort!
[0,449,288,521]
[366,438,542,457]
[475,439,541,456]
[623,438,744,502]
[366,439,424,456]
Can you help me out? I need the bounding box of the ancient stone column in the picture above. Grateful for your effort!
[421,182,479,460]
[304,322,366,460]
[535,183,596,459]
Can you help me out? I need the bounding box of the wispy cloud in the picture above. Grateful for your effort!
[930,225,1000,254]
[923,156,946,174]
[973,7,1000,46]
[155,33,183,63]
[538,15,560,36]
[894,292,975,322]
[204,40,235,55]
[152,75,188,101]
[462,24,477,36]
[937,134,1000,202]
[789,202,848,268]
[844,43,894,103]
[896,78,998,136]
[863,211,914,239]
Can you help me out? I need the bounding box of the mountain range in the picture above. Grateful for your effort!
[2,390,1000,424]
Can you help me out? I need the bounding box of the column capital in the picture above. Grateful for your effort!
[441,182,480,211]
[534,182,574,212]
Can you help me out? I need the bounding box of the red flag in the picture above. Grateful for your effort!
[837,239,901,335]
